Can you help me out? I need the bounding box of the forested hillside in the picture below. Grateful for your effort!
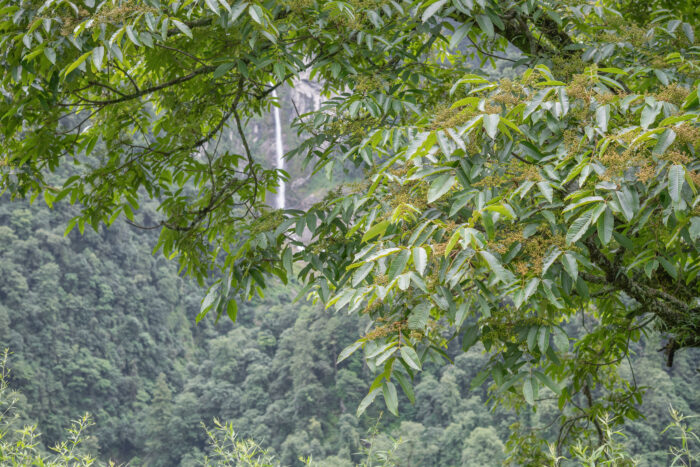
[2,0,700,464]
[0,197,697,465]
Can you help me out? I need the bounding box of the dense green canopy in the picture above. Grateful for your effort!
[1,0,698,461]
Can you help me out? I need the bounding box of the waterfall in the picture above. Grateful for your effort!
[272,89,285,210]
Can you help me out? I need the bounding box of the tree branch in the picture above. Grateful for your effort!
[74,65,216,106]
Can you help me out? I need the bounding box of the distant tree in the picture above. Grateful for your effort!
[144,373,176,466]
[460,427,506,467]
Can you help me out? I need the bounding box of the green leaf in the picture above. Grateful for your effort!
[362,220,390,242]
[62,51,92,78]
[561,253,578,282]
[427,174,456,203]
[479,250,512,283]
[408,303,430,330]
[522,278,540,304]
[365,247,402,263]
[357,388,381,417]
[640,103,661,128]
[481,211,495,240]
[213,62,235,79]
[394,371,415,404]
[123,204,134,221]
[541,247,562,275]
[527,327,538,352]
[226,299,238,322]
[563,196,604,213]
[471,369,490,390]
[198,284,220,321]
[654,69,669,85]
[475,14,494,38]
[248,4,264,24]
[462,325,480,351]
[523,377,536,405]
[566,210,593,245]
[42,190,54,208]
[382,381,399,416]
[171,20,193,38]
[534,371,561,394]
[367,342,396,359]
[376,346,397,365]
[653,129,676,155]
[455,300,469,327]
[412,247,428,276]
[445,229,462,257]
[388,249,410,281]
[595,104,610,132]
[682,22,694,43]
[658,256,678,280]
[449,21,472,49]
[338,341,364,363]
[204,0,221,15]
[217,0,232,13]
[44,47,56,64]
[400,346,422,371]
[352,261,375,287]
[613,231,634,251]
[537,327,549,353]
[597,207,614,245]
[690,218,700,241]
[537,181,553,203]
[615,189,635,222]
[484,204,516,219]
[139,31,154,47]
[598,67,628,75]
[668,165,685,203]
[64,217,78,237]
[483,114,500,139]
[92,46,104,70]
[421,0,447,22]
[499,116,523,134]
[229,2,249,22]
[126,25,141,46]
[282,247,293,277]
[552,327,568,352]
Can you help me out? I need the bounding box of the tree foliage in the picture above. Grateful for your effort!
[1,0,699,460]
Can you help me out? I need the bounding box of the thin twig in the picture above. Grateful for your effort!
[467,36,518,63]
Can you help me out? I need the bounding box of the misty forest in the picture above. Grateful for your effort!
[0,0,699,465]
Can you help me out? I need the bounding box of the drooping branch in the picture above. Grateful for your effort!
[155,44,210,66]
[466,36,519,63]
[73,65,216,106]
[451,6,577,59]
[582,239,700,358]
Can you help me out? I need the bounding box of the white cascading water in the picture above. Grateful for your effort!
[272,89,285,210]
